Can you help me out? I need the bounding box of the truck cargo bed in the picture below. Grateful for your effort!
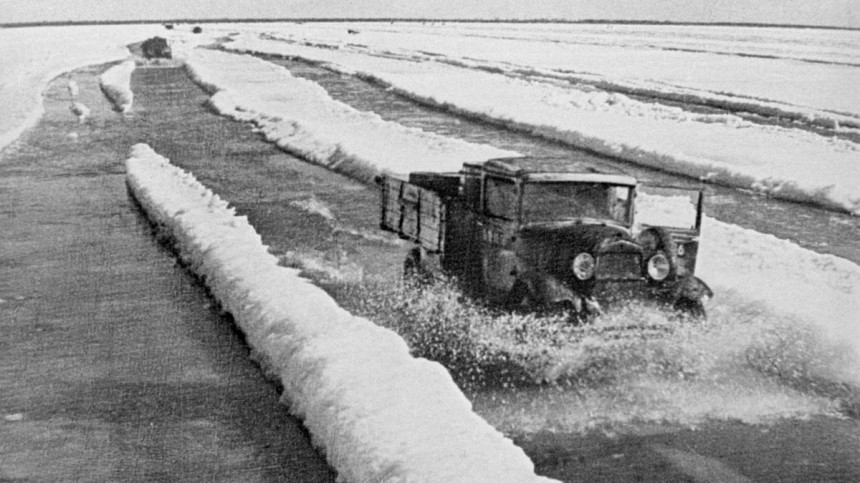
[379,175,447,252]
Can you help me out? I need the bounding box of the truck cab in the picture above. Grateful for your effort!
[379,156,712,319]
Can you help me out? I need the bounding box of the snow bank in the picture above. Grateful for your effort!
[183,48,516,182]
[69,101,90,123]
[99,59,135,113]
[224,34,860,215]
[699,216,860,373]
[249,23,860,127]
[125,143,555,483]
[638,192,860,381]
[0,24,159,154]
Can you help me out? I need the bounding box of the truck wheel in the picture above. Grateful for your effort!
[403,248,429,283]
[558,297,601,325]
[503,280,532,310]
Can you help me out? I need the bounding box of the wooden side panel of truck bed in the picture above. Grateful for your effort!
[380,176,446,252]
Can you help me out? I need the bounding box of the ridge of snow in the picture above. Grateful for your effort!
[124,143,556,483]
[99,59,136,113]
[182,48,517,183]
[223,34,860,215]
[699,215,860,367]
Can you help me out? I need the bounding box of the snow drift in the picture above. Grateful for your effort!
[125,143,555,483]
[99,59,135,113]
[237,23,860,123]
[183,48,516,182]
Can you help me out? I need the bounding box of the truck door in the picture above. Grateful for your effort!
[480,176,520,302]
[443,169,481,286]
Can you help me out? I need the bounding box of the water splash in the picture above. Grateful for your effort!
[301,257,855,433]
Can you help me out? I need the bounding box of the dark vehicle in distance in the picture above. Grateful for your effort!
[378,156,712,320]
[141,36,172,60]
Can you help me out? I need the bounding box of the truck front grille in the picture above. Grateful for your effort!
[595,252,642,280]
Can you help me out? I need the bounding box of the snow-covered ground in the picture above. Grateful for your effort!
[125,143,555,483]
[245,22,860,122]
[0,24,160,153]
[219,27,860,215]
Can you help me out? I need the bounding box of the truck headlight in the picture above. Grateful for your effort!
[572,253,595,280]
[647,252,671,281]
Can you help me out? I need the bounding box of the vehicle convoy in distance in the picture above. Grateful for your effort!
[378,156,713,320]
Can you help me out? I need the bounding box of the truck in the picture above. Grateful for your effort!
[378,156,713,320]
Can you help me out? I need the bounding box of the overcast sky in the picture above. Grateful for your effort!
[2,0,858,28]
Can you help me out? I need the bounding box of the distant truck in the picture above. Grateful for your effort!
[378,156,712,320]
[141,36,172,60]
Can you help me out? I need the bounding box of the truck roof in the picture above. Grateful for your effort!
[466,156,638,186]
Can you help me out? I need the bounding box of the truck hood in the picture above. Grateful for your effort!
[516,221,644,290]
[519,221,633,253]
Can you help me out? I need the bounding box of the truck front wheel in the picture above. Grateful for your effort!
[503,280,533,310]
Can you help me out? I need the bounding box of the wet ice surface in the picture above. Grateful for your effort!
[130,64,406,281]
[0,64,334,481]
[4,58,856,481]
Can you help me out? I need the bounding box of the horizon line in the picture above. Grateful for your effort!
[2,18,859,32]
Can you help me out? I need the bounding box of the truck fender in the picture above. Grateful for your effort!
[672,276,713,319]
[676,275,713,302]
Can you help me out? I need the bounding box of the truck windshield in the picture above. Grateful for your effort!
[522,182,632,224]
